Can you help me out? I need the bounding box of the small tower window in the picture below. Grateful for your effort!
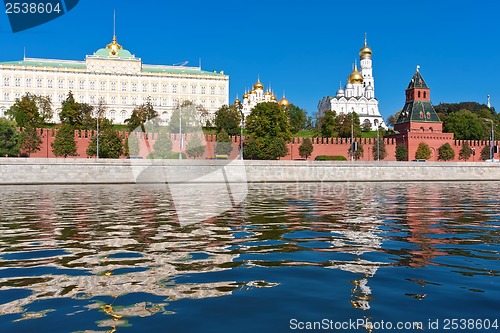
[424,91,427,98]
[418,91,421,98]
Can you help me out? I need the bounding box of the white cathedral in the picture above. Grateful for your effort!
[235,77,289,118]
[317,38,387,130]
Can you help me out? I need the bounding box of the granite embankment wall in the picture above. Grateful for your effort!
[0,158,499,185]
[28,128,497,162]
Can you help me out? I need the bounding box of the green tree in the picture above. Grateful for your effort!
[284,104,307,134]
[298,137,313,159]
[6,93,53,127]
[318,110,338,138]
[361,120,372,132]
[337,112,362,138]
[348,141,364,160]
[372,137,387,160]
[415,142,432,160]
[168,101,204,134]
[51,123,78,157]
[443,110,487,140]
[0,118,20,157]
[215,128,233,156]
[86,121,123,158]
[186,134,205,158]
[244,102,291,159]
[59,92,95,129]
[125,132,141,157]
[19,126,42,157]
[148,129,173,159]
[458,142,472,161]
[124,98,159,132]
[395,144,408,161]
[480,145,491,161]
[386,110,401,127]
[214,104,241,136]
[437,143,455,161]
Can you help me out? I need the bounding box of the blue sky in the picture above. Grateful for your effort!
[1,0,498,120]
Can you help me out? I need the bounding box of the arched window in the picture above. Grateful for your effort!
[424,91,427,98]
[418,91,421,98]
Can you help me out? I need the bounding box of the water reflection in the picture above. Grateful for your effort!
[0,182,499,332]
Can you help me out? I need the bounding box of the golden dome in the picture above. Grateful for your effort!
[271,94,276,100]
[234,98,241,105]
[348,67,363,84]
[279,97,289,106]
[253,78,264,90]
[264,90,272,96]
[359,37,372,58]
[249,89,256,94]
[242,92,248,99]
[106,35,123,57]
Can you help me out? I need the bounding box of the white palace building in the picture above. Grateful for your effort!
[317,37,387,130]
[0,35,229,124]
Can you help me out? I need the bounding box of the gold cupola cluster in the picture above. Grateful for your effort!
[236,76,291,114]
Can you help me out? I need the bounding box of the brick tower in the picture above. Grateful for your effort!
[392,67,454,160]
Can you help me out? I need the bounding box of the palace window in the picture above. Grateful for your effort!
[210,86,215,95]
[79,80,85,90]
[100,81,106,91]
[132,97,137,105]
[121,111,126,120]
[90,95,96,104]
[152,97,158,106]
[162,97,167,106]
[152,83,158,93]
[111,82,116,91]
[111,96,116,104]
[68,80,74,90]
[15,78,20,87]
[26,78,32,88]
[121,96,127,105]
[142,83,148,92]
[132,82,137,92]
[162,84,168,93]
[110,111,116,119]
[15,93,20,99]
[99,96,105,103]
[37,78,43,88]
[201,86,206,94]
[122,82,127,92]
[3,78,9,87]
[191,85,197,94]
[58,94,65,102]
[3,93,9,101]
[90,81,95,90]
[220,86,225,94]
[58,79,64,89]
[182,85,187,93]
[172,84,177,94]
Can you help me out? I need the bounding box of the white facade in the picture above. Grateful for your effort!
[0,36,229,124]
[317,38,387,130]
[236,78,289,117]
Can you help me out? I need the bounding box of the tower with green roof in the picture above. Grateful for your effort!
[394,67,443,134]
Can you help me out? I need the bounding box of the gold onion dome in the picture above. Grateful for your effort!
[243,92,248,99]
[249,89,256,94]
[234,98,241,105]
[359,38,372,58]
[264,90,272,96]
[348,68,363,84]
[271,94,276,100]
[279,97,289,106]
[253,80,264,90]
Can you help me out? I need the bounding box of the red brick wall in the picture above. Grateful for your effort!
[27,128,497,162]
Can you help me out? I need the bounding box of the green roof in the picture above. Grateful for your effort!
[0,58,86,69]
[407,70,429,89]
[141,65,225,76]
[395,101,441,123]
[93,47,135,59]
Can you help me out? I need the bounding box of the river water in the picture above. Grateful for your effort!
[0,182,498,332]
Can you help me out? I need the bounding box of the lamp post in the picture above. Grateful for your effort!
[179,102,183,160]
[96,103,104,160]
[483,118,495,160]
[237,102,244,160]
[376,125,380,161]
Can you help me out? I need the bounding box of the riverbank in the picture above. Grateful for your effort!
[0,158,499,185]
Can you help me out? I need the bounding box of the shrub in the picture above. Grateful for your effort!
[314,155,348,161]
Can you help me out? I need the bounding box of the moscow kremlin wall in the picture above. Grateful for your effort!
[29,128,496,162]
